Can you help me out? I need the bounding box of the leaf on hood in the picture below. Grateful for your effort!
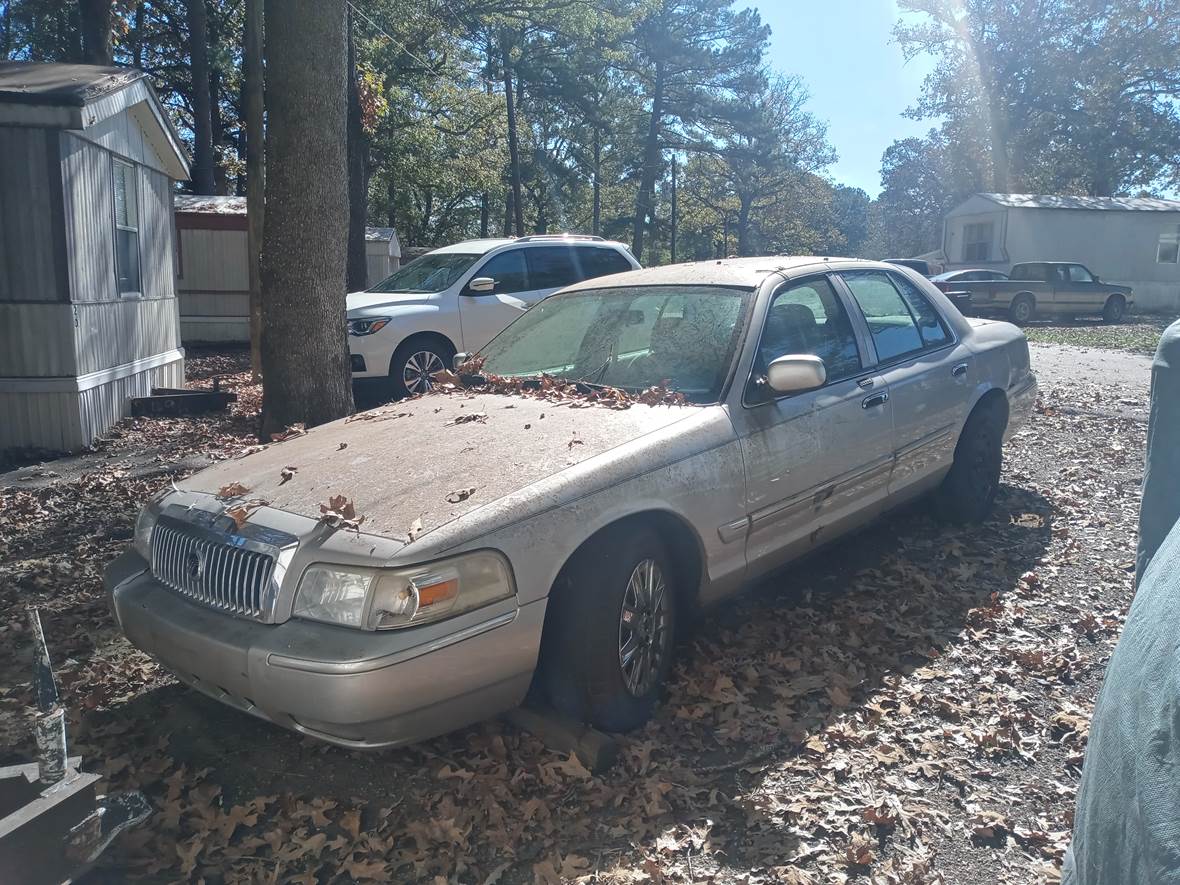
[446,487,477,504]
[269,422,306,442]
[445,412,488,426]
[568,434,584,449]
[431,368,462,388]
[408,517,424,542]
[337,442,348,450]
[318,494,364,531]
[279,466,298,485]
[225,499,268,529]
[216,481,250,499]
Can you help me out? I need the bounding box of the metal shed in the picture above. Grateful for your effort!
[0,61,190,453]
[942,193,1180,311]
[175,195,401,343]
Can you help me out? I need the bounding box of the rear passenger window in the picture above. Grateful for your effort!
[576,247,632,280]
[526,247,581,290]
[841,270,924,362]
[888,273,951,347]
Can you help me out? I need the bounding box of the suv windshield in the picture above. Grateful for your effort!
[478,285,752,403]
[369,252,480,293]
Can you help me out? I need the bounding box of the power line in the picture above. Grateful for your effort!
[347,0,436,72]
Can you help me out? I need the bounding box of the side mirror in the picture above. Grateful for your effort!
[466,277,495,294]
[766,354,826,394]
[452,352,470,371]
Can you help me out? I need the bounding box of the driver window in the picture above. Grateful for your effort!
[1068,264,1093,283]
[758,277,862,385]
[473,250,529,294]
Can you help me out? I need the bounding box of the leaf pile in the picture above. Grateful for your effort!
[0,344,1151,883]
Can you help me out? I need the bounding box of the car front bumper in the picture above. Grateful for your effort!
[1006,372,1037,440]
[347,328,397,379]
[104,550,543,748]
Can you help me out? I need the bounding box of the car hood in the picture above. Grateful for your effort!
[180,392,699,544]
[346,290,435,313]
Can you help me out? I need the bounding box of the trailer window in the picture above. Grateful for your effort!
[1158,226,1180,264]
[113,159,141,296]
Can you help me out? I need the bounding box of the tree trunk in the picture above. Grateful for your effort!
[131,1,145,68]
[501,31,524,237]
[78,0,112,65]
[631,66,665,261]
[480,193,489,237]
[259,0,353,437]
[345,10,369,291]
[186,0,216,194]
[244,0,264,379]
[736,196,752,256]
[592,128,601,236]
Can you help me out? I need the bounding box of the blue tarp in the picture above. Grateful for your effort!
[1064,320,1180,884]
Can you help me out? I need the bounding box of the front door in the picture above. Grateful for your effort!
[1057,263,1104,314]
[730,276,893,576]
[837,269,971,498]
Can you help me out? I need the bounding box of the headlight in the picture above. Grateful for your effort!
[348,316,391,336]
[293,550,514,630]
[132,490,170,559]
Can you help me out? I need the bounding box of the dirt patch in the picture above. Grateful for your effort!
[0,345,1146,883]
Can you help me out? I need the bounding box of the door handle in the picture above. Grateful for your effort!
[952,362,968,378]
[862,391,889,409]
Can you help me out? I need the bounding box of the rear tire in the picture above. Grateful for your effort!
[1007,294,1035,325]
[1102,294,1126,324]
[387,337,455,399]
[540,525,677,732]
[934,398,1006,524]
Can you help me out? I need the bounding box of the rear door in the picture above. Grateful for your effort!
[837,269,971,499]
[730,275,892,574]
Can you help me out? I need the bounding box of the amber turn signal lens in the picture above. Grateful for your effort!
[416,578,459,608]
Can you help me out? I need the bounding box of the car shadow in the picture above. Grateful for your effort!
[87,480,1053,879]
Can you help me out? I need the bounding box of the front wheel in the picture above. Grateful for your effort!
[540,526,677,732]
[1102,295,1126,324]
[388,338,455,398]
[934,399,1005,524]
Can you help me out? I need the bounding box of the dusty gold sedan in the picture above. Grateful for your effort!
[105,257,1036,748]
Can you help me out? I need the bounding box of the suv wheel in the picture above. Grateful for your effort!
[388,338,454,398]
[540,525,677,732]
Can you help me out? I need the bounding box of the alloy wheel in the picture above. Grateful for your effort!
[618,558,670,697]
[402,350,445,394]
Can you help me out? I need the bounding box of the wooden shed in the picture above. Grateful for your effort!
[0,61,189,453]
[175,195,402,343]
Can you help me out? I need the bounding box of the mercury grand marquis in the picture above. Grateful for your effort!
[105,257,1037,748]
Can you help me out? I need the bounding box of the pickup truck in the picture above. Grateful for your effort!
[949,262,1133,324]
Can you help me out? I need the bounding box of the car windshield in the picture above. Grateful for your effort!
[478,285,752,403]
[368,252,480,293]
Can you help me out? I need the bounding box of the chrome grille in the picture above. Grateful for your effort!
[151,520,276,619]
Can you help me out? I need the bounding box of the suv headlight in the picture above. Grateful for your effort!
[348,316,391,336]
[132,489,170,559]
[293,550,515,630]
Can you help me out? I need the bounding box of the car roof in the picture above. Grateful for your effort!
[560,256,900,292]
[932,268,1003,279]
[429,236,631,257]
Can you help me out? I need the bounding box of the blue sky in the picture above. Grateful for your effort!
[755,0,935,196]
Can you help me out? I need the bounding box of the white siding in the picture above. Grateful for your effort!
[176,226,250,343]
[1000,209,1180,311]
[0,127,65,302]
[60,131,118,302]
[0,303,76,376]
[74,298,181,375]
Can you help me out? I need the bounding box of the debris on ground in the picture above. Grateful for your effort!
[0,341,1154,883]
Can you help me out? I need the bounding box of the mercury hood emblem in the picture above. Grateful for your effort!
[185,549,204,581]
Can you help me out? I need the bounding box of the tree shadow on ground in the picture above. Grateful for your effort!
[78,479,1054,880]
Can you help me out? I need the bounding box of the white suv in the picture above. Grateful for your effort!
[347,235,640,397]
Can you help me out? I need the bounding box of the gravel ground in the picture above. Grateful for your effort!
[0,341,1156,884]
